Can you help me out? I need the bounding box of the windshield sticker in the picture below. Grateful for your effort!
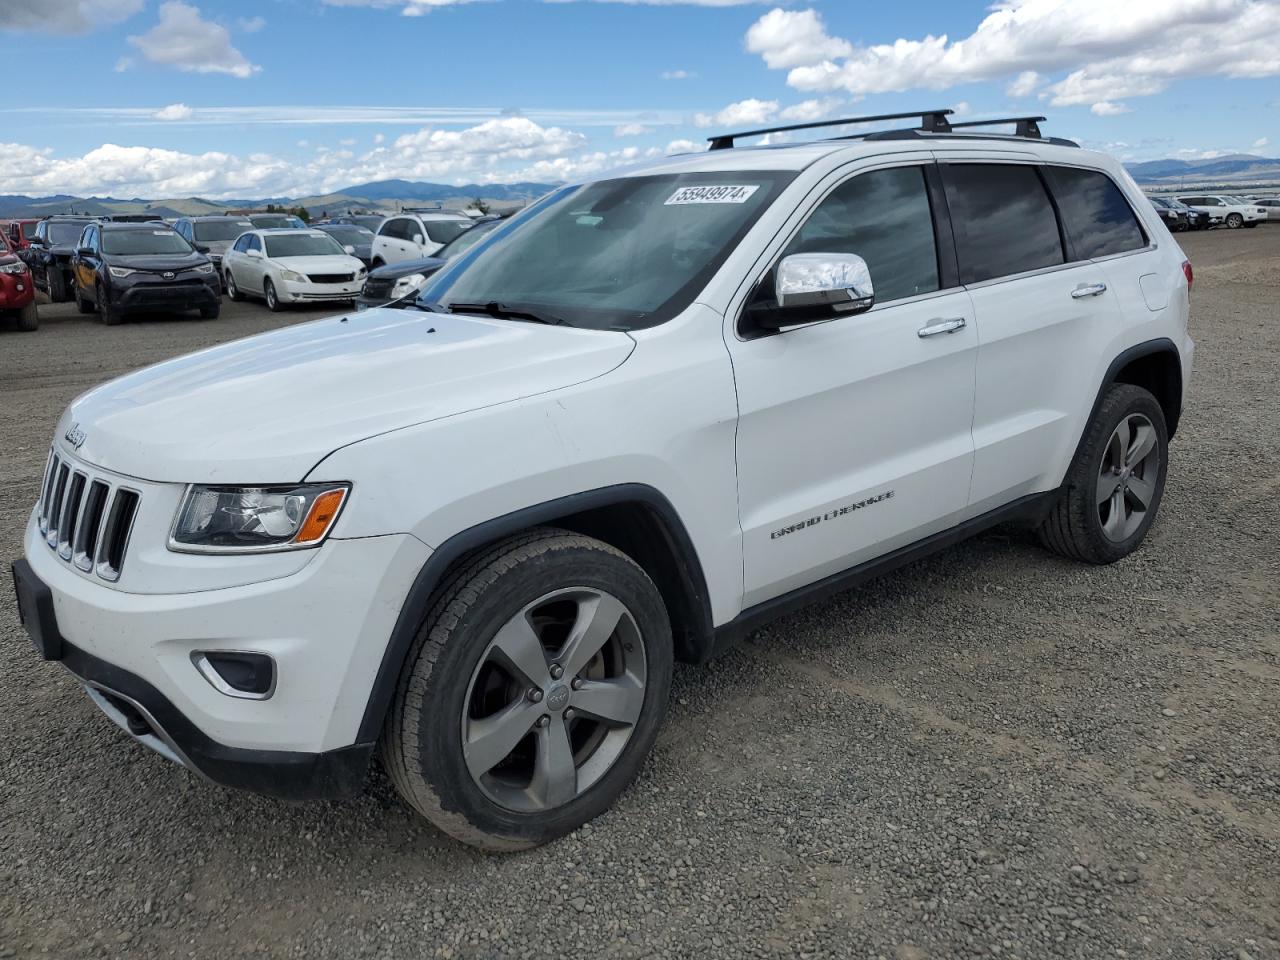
[665,185,759,206]
[153,230,171,235]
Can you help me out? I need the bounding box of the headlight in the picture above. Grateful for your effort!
[169,483,350,554]
[108,266,137,278]
[194,263,215,275]
[280,269,307,283]
[0,260,27,275]
[391,272,427,297]
[357,267,367,279]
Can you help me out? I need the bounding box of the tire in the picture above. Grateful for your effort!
[75,285,96,314]
[15,301,38,331]
[1226,213,1243,229]
[382,528,673,851]
[1244,221,1258,229]
[199,303,220,319]
[224,269,244,301]
[1039,383,1168,565]
[98,284,123,326]
[264,278,282,312]
[371,258,385,269]
[46,266,67,303]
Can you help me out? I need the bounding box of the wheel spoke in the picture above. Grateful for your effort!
[1126,423,1156,468]
[572,675,645,728]
[463,700,542,779]
[1127,473,1156,510]
[557,592,626,678]
[1102,486,1127,538]
[1111,418,1131,468]
[489,613,550,688]
[528,717,576,807]
[1097,470,1123,505]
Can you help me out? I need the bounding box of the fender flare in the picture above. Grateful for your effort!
[1069,337,1182,469]
[355,483,714,743]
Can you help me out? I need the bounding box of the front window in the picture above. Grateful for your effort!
[251,215,303,229]
[48,222,87,245]
[193,220,253,242]
[22,222,38,240]
[423,220,471,245]
[101,229,194,256]
[322,225,373,245]
[264,233,345,258]
[421,172,792,330]
[436,221,498,259]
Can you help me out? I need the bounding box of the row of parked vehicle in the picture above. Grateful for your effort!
[1147,193,1279,231]
[0,207,498,329]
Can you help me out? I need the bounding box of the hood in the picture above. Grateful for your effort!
[370,256,446,280]
[271,254,365,275]
[60,308,635,483]
[104,252,207,272]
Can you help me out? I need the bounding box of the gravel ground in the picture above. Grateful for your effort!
[1,228,1278,960]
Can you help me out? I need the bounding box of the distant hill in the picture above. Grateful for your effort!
[1125,154,1280,187]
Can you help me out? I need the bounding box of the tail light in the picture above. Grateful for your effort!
[1182,260,1193,290]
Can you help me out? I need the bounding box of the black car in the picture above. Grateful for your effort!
[1151,196,1209,231]
[22,216,96,302]
[1149,197,1189,232]
[313,223,375,266]
[335,214,385,232]
[356,220,500,310]
[71,222,220,325]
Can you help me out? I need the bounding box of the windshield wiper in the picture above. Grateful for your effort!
[446,301,568,326]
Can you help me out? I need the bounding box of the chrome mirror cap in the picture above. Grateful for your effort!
[776,252,874,313]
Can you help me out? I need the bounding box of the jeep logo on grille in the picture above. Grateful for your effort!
[162,271,176,279]
[64,423,86,450]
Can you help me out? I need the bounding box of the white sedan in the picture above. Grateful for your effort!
[222,229,367,311]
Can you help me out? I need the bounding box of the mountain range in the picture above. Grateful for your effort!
[2,156,1278,220]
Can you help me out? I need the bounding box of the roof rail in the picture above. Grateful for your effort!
[706,109,954,150]
[947,115,1046,139]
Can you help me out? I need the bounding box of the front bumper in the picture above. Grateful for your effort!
[113,279,220,313]
[0,271,35,310]
[280,278,364,303]
[12,560,372,800]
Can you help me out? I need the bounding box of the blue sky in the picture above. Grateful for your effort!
[1,0,1277,199]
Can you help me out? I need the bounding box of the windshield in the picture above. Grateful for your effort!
[424,220,471,244]
[22,222,38,239]
[322,225,373,245]
[436,220,498,259]
[265,233,345,258]
[194,220,252,242]
[345,216,384,231]
[48,222,89,245]
[421,172,790,330]
[251,215,303,229]
[102,229,193,256]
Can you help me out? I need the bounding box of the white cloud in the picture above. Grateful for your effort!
[374,133,386,144]
[237,15,265,32]
[661,69,695,80]
[127,2,260,78]
[153,102,194,121]
[339,137,357,146]
[751,0,1280,112]
[1091,101,1132,116]
[665,139,702,154]
[778,97,843,122]
[0,0,143,34]
[614,123,654,137]
[745,8,852,69]
[1006,70,1041,97]
[1254,137,1270,149]
[319,0,486,12]
[693,98,778,129]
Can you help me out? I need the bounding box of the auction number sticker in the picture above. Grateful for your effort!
[665,184,759,205]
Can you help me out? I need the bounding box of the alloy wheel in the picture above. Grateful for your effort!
[461,587,647,813]
[1097,413,1159,542]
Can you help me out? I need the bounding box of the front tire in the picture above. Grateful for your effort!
[15,302,38,331]
[225,269,244,301]
[1039,384,1168,565]
[75,284,96,314]
[382,529,673,851]
[264,278,282,312]
[1226,213,1244,229]
[98,283,123,326]
[46,266,67,302]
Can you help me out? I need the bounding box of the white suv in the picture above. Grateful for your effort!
[1174,194,1266,229]
[13,110,1194,851]
[370,211,473,266]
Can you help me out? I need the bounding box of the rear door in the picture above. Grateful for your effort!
[940,161,1125,511]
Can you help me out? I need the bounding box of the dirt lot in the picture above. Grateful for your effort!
[1,229,1277,960]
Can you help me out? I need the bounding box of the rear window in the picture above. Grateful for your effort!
[193,220,253,242]
[424,220,471,245]
[942,164,1065,284]
[1047,167,1146,260]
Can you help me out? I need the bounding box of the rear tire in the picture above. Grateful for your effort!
[1039,384,1168,565]
[382,528,673,851]
[15,302,38,331]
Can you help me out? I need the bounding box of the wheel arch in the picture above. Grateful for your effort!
[1107,338,1183,439]
[355,483,715,744]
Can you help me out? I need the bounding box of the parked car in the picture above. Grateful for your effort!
[1245,197,1280,221]
[1164,197,1210,230]
[0,232,38,331]
[356,219,500,310]
[313,223,375,266]
[22,216,96,302]
[222,228,367,311]
[172,216,255,274]
[335,214,386,232]
[248,213,307,230]
[71,221,220,325]
[1174,194,1266,229]
[4,218,41,251]
[370,211,473,266]
[12,110,1195,852]
[1149,196,1189,232]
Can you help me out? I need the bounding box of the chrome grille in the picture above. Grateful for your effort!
[36,450,141,583]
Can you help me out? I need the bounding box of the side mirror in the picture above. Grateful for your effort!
[412,233,424,246]
[195,244,210,253]
[28,236,44,247]
[246,248,263,259]
[751,253,875,330]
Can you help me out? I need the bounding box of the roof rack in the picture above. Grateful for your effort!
[707,109,954,151]
[948,115,1046,138]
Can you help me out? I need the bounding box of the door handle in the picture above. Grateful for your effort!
[917,317,967,338]
[1071,282,1108,299]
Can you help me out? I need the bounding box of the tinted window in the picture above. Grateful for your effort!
[782,165,939,302]
[380,218,410,240]
[101,229,193,255]
[193,220,253,242]
[48,222,88,246]
[264,233,345,258]
[423,220,471,244]
[943,164,1064,284]
[1049,167,1146,260]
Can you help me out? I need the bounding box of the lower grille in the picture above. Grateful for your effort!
[362,279,392,298]
[308,273,354,284]
[37,450,141,583]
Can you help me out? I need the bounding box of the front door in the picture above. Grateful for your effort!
[730,162,979,608]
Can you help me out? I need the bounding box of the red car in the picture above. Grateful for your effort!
[0,232,38,331]
[3,218,40,251]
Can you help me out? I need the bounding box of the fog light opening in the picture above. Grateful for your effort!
[193,651,276,700]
